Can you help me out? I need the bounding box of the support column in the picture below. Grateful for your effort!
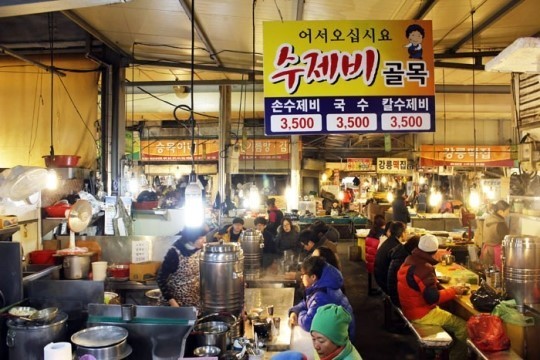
[218,85,232,225]
[289,135,301,211]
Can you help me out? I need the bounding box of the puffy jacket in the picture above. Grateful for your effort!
[397,248,456,320]
[387,244,408,307]
[275,224,302,255]
[289,264,356,338]
[365,237,380,273]
[374,236,400,294]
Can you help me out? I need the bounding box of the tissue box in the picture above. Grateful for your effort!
[129,261,161,281]
[132,239,152,263]
[0,215,18,229]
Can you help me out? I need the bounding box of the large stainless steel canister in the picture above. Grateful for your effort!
[502,235,540,306]
[200,242,245,317]
[6,312,68,360]
[239,229,264,280]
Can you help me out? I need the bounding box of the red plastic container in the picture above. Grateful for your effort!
[45,201,71,218]
[29,250,57,265]
[132,201,159,210]
[43,155,80,168]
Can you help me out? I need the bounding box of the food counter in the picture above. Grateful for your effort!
[435,263,534,358]
[299,215,369,240]
[411,214,464,232]
[244,287,295,352]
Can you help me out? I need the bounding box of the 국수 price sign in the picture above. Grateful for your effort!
[263,20,435,135]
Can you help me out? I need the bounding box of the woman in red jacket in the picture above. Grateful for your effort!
[365,215,386,295]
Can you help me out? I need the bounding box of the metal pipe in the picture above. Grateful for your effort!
[0,44,66,76]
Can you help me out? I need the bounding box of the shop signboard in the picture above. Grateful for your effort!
[263,20,435,135]
[140,139,290,161]
[377,158,409,174]
[346,158,373,171]
[419,145,515,167]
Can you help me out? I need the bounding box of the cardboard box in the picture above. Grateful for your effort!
[129,261,161,281]
[0,215,18,229]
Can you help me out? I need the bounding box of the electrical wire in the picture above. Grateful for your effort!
[48,12,55,158]
[189,0,196,172]
[252,0,257,184]
[471,9,477,176]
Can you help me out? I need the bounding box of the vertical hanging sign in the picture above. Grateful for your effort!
[263,20,435,135]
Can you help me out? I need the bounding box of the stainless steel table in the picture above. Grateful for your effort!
[244,288,295,351]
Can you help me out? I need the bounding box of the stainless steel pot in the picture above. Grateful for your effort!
[239,229,264,280]
[6,311,68,360]
[63,254,91,279]
[75,338,132,360]
[191,321,229,354]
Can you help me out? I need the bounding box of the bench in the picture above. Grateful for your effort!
[466,339,522,360]
[385,296,453,360]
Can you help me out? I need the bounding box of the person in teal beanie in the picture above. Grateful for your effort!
[310,304,362,360]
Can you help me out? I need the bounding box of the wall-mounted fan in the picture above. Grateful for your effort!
[67,199,93,249]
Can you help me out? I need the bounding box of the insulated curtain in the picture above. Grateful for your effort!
[0,55,99,169]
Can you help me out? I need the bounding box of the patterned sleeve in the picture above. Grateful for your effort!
[156,247,180,301]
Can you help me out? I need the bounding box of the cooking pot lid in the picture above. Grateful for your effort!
[71,325,128,347]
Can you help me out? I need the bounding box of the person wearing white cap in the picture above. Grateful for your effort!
[397,234,468,360]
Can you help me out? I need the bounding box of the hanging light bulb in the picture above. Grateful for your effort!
[419,176,426,185]
[249,184,260,210]
[469,185,481,210]
[321,173,328,182]
[45,169,58,190]
[338,191,345,201]
[285,186,298,212]
[428,188,442,207]
[386,191,394,203]
[184,171,204,227]
[381,175,388,184]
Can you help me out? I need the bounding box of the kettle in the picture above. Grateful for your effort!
[442,254,455,266]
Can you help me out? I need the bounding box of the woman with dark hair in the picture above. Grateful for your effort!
[275,217,301,256]
[480,200,510,270]
[157,226,207,309]
[313,246,341,271]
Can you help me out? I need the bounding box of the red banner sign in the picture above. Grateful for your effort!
[419,145,514,167]
[346,158,373,171]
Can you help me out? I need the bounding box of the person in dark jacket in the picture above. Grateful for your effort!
[391,189,410,223]
[156,226,207,309]
[386,235,420,307]
[275,217,302,256]
[374,221,407,294]
[298,228,337,257]
[289,256,355,339]
[254,216,278,270]
[266,198,284,236]
[311,220,340,244]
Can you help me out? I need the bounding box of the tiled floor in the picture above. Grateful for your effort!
[337,241,419,360]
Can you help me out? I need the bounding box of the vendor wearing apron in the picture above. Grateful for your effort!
[480,200,510,270]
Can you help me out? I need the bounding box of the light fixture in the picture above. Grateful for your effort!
[428,188,442,207]
[248,183,260,211]
[185,171,204,227]
[418,175,426,185]
[180,0,204,228]
[380,176,388,184]
[173,84,189,99]
[247,0,259,213]
[386,191,394,203]
[321,173,328,182]
[338,191,345,201]
[469,184,481,209]
[45,169,58,190]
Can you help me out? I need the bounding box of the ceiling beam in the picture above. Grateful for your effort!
[133,59,263,76]
[435,61,484,71]
[447,0,525,53]
[413,0,437,20]
[0,44,66,76]
[178,0,222,68]
[435,50,500,59]
[0,0,130,17]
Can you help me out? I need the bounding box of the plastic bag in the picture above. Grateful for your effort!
[492,300,535,327]
[467,314,511,352]
[470,282,502,312]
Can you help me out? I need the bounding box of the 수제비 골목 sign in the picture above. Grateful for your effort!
[263,20,435,135]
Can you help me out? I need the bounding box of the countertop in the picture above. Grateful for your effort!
[244,287,295,352]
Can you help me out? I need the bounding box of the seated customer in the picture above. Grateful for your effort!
[397,234,468,360]
[289,256,355,339]
[311,304,363,360]
[374,221,407,294]
[254,216,278,269]
[275,217,302,256]
[298,229,337,256]
[311,220,340,244]
[386,235,420,307]
[214,217,245,242]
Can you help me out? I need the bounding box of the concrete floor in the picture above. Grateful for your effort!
[336,241,419,360]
